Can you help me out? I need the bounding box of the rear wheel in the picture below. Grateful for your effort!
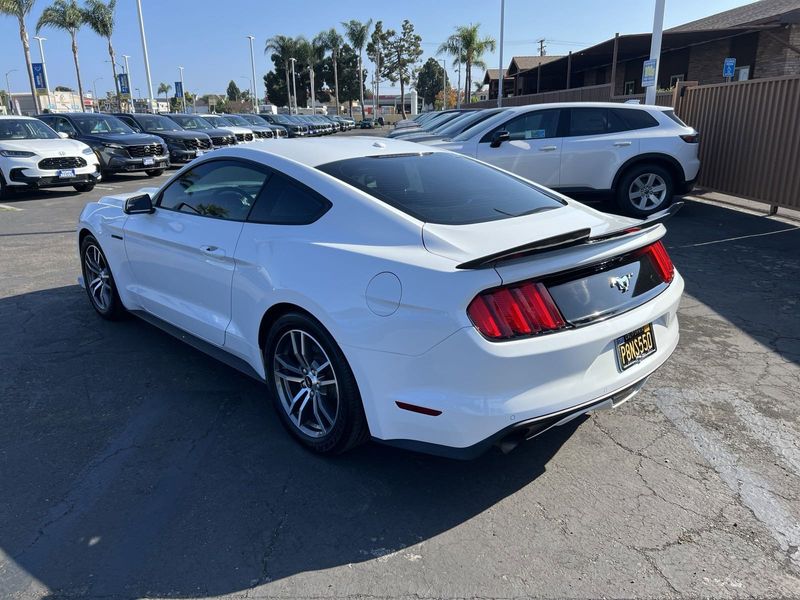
[80,235,125,320]
[616,163,674,218]
[145,169,164,177]
[264,311,369,454]
[73,182,95,192]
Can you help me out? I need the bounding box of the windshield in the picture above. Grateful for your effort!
[202,115,232,126]
[437,109,506,138]
[223,115,250,126]
[171,115,213,129]
[73,114,133,135]
[0,118,59,140]
[452,110,514,142]
[135,115,182,132]
[318,152,564,225]
[272,115,292,125]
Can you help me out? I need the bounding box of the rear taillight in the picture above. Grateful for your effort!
[679,133,699,143]
[467,281,566,340]
[646,241,675,283]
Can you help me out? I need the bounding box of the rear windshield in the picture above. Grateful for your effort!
[318,152,564,225]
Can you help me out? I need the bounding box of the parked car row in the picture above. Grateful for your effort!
[394,102,701,217]
[258,113,355,137]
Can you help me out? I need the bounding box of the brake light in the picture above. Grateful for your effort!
[646,241,675,283]
[679,133,699,143]
[467,281,566,340]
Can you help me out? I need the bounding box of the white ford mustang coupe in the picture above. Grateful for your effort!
[77,137,683,458]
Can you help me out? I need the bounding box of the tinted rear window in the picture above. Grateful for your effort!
[318,152,564,225]
[615,108,659,130]
[663,110,688,127]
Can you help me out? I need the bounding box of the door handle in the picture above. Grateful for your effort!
[539,145,558,152]
[200,245,225,257]
[614,141,632,147]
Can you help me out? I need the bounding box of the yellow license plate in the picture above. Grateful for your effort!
[615,323,657,371]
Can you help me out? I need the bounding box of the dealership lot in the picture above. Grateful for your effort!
[1,167,799,598]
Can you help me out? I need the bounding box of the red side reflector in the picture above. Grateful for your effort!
[395,401,442,416]
[467,281,566,340]
[647,241,675,283]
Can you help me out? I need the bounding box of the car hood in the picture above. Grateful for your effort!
[214,125,252,135]
[79,132,164,146]
[191,127,234,137]
[0,137,90,156]
[144,130,209,142]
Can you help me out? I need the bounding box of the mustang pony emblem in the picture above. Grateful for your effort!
[610,273,635,293]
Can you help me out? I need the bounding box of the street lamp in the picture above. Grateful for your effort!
[178,66,186,112]
[246,35,258,113]
[122,54,134,113]
[92,77,103,111]
[289,57,298,114]
[440,59,447,110]
[135,0,155,113]
[4,69,17,114]
[308,64,316,113]
[497,0,505,108]
[33,36,51,109]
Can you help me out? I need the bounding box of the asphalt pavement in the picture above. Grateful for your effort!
[1,139,799,599]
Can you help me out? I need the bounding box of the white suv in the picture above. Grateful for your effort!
[424,102,700,217]
[0,115,100,198]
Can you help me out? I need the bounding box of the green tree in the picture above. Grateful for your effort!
[82,0,120,110]
[0,0,41,113]
[265,34,300,111]
[335,44,366,116]
[438,23,495,105]
[379,20,423,118]
[416,57,448,107]
[366,21,387,115]
[157,81,171,104]
[37,0,86,111]
[313,28,343,114]
[226,79,241,102]
[342,19,371,118]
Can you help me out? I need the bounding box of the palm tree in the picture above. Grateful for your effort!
[82,0,120,110]
[438,24,495,105]
[0,0,41,113]
[342,19,371,120]
[313,28,343,115]
[265,34,299,112]
[37,0,86,111]
[157,82,171,105]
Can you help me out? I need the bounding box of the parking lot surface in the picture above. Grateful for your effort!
[1,158,799,599]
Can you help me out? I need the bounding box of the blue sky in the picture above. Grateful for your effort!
[2,0,752,98]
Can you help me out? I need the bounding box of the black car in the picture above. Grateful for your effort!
[112,113,213,164]
[236,113,288,138]
[259,113,308,137]
[37,112,169,177]
[161,114,237,149]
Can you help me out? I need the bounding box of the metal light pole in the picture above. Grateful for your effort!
[178,66,186,112]
[136,0,155,112]
[122,54,134,113]
[246,35,258,113]
[440,59,447,110]
[33,36,51,109]
[308,65,316,113]
[645,0,666,105]
[497,0,505,107]
[289,57,298,114]
[456,41,462,108]
[92,77,103,112]
[4,69,17,114]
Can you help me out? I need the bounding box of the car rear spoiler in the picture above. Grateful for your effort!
[456,202,683,270]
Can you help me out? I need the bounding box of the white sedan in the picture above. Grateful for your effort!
[0,115,100,198]
[77,138,683,458]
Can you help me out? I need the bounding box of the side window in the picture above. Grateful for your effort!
[615,108,659,130]
[248,174,331,225]
[51,117,77,136]
[116,115,137,129]
[481,109,560,143]
[567,108,609,137]
[157,160,269,222]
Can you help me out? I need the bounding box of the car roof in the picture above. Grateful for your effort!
[501,101,671,113]
[213,136,445,168]
[0,115,38,120]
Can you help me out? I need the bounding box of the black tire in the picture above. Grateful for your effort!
[0,176,7,200]
[79,235,126,320]
[615,162,674,218]
[145,169,164,177]
[73,182,95,192]
[264,311,369,454]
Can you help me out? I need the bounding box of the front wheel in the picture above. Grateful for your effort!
[264,312,369,454]
[145,169,164,177]
[80,235,125,320]
[73,182,95,192]
[615,163,674,218]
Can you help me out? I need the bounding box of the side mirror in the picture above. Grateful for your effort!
[57,132,69,139]
[490,130,511,148]
[124,193,154,215]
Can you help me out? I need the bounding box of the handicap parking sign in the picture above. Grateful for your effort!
[723,58,736,78]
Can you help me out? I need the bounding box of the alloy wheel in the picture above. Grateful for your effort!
[83,244,113,312]
[273,329,340,438]
[628,173,668,211]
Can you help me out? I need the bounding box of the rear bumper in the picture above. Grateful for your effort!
[346,272,684,454]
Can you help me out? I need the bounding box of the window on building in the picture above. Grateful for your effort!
[669,74,685,88]
[624,81,635,95]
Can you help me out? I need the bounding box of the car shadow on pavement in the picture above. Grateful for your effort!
[0,285,578,598]
[662,198,800,366]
